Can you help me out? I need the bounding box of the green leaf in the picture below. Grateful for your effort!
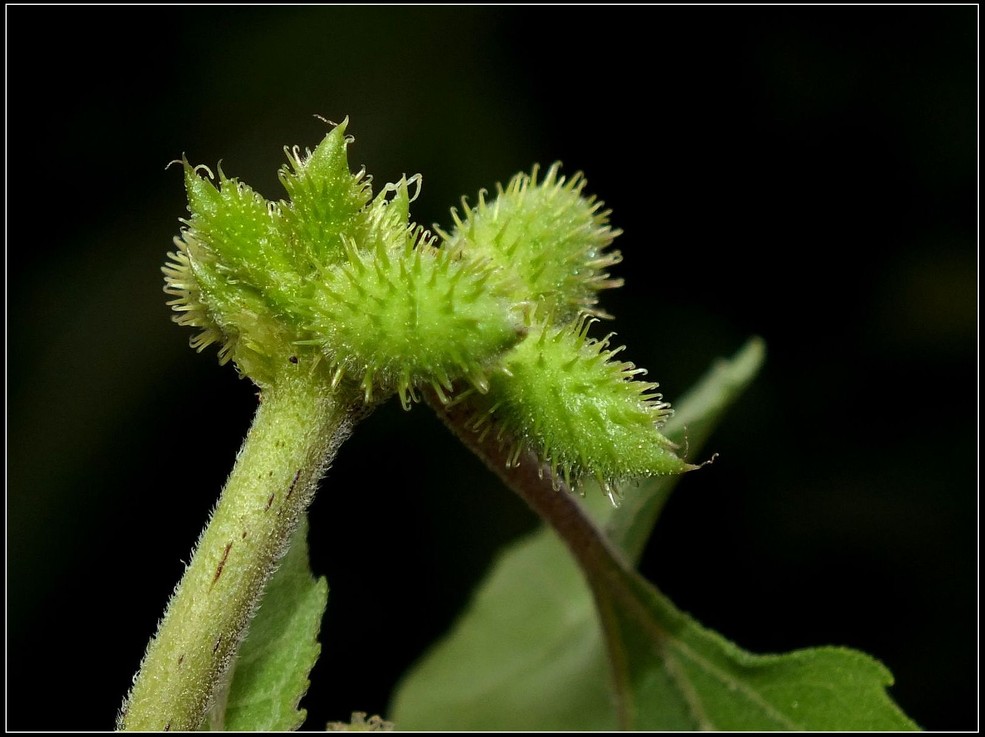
[390,522,616,730]
[207,516,328,731]
[598,560,917,730]
[391,338,917,730]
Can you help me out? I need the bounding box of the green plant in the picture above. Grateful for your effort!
[117,120,917,731]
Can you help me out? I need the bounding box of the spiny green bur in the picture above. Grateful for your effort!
[169,167,301,385]
[165,119,694,500]
[310,234,520,408]
[466,317,694,498]
[277,126,372,267]
[442,163,623,321]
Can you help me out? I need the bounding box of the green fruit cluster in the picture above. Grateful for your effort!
[165,120,692,495]
[166,120,519,393]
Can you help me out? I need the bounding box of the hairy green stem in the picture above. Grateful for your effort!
[118,366,358,731]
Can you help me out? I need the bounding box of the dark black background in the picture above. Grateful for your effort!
[7,6,977,731]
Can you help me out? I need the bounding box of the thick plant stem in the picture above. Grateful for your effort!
[118,367,358,732]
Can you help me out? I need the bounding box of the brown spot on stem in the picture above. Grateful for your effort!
[212,635,222,655]
[285,470,300,500]
[289,355,299,364]
[177,654,184,666]
[210,542,233,589]
[241,530,248,539]
[164,721,172,732]
[265,493,275,511]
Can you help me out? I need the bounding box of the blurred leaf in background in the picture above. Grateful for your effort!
[393,340,916,731]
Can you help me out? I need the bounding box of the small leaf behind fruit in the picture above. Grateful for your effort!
[390,527,616,730]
